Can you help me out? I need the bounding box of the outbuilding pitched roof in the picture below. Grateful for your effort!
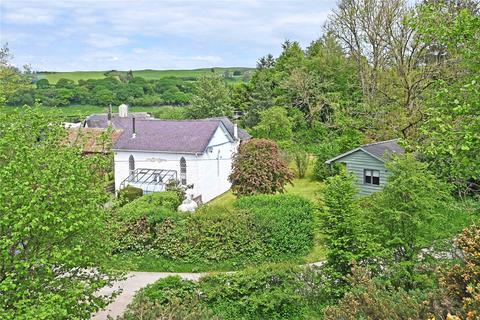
[66,128,123,154]
[325,139,404,164]
[113,119,234,153]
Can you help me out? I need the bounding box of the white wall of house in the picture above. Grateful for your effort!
[114,126,238,203]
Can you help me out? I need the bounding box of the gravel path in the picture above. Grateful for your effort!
[91,262,325,320]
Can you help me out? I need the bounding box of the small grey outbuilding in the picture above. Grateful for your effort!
[325,139,404,196]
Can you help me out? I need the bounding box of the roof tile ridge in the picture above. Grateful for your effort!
[361,138,400,148]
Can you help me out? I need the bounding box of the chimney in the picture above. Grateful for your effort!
[119,104,128,118]
[131,117,136,139]
[233,123,238,139]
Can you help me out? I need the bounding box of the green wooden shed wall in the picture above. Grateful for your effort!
[337,150,389,196]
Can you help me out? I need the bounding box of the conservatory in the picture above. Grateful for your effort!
[119,168,178,194]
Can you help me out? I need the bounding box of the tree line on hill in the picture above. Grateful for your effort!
[3,66,250,108]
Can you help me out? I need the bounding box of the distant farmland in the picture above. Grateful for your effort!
[36,67,254,83]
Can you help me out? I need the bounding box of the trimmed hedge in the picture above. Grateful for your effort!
[234,194,315,257]
[113,192,183,252]
[113,193,315,266]
[118,185,143,204]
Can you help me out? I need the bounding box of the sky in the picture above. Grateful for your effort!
[0,0,336,71]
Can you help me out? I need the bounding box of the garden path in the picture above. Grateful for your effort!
[91,261,324,319]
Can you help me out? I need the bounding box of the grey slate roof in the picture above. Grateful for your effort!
[113,119,235,153]
[361,139,404,159]
[325,139,404,164]
[85,112,152,128]
[205,117,251,140]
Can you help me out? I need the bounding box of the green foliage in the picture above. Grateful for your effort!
[321,172,374,297]
[440,223,480,318]
[122,264,325,320]
[313,128,362,181]
[412,4,480,195]
[229,139,294,196]
[113,194,314,266]
[199,264,310,320]
[113,192,183,252]
[153,206,264,263]
[292,149,309,178]
[150,106,188,120]
[366,155,454,288]
[234,195,315,257]
[118,185,143,204]
[0,44,32,104]
[252,106,293,141]
[0,107,119,319]
[323,266,434,320]
[186,74,233,119]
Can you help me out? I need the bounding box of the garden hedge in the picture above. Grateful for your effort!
[121,263,325,320]
[113,193,315,266]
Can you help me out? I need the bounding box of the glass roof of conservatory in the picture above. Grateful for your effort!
[120,168,178,194]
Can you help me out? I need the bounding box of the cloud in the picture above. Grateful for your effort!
[85,34,130,48]
[1,0,336,70]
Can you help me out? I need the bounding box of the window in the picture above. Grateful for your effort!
[129,155,135,174]
[364,169,380,185]
[180,157,187,185]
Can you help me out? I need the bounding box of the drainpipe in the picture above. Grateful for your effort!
[233,123,238,140]
[131,117,136,139]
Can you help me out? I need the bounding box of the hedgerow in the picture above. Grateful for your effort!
[120,264,326,320]
[113,193,315,266]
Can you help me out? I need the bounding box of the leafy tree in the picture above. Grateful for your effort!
[55,78,75,89]
[95,88,115,106]
[440,223,480,318]
[0,44,31,104]
[0,107,119,319]
[186,74,233,118]
[252,106,293,141]
[35,78,50,89]
[321,171,375,297]
[367,155,453,288]
[54,87,74,107]
[323,266,433,320]
[229,139,294,196]
[412,3,480,195]
[292,149,309,179]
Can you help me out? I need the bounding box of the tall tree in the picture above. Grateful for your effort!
[186,74,233,119]
[321,172,375,297]
[412,2,480,195]
[0,107,119,318]
[0,44,32,105]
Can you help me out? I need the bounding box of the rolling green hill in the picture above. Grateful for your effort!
[36,67,254,83]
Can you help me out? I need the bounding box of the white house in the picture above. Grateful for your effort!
[86,106,250,203]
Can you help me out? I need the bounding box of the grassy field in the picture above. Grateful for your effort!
[36,67,254,83]
[2,104,175,119]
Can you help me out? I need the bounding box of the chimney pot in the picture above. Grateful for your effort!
[233,123,238,139]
